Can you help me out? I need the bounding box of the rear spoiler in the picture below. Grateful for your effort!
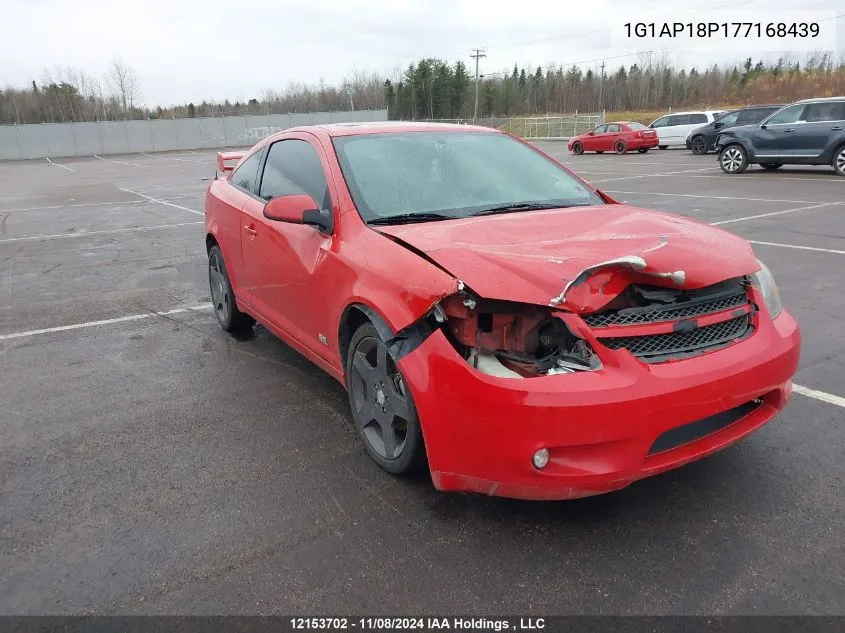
[216,151,245,174]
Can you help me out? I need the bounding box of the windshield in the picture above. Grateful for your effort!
[332,131,603,223]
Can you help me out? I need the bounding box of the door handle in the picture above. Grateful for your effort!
[243,224,257,236]
[831,126,843,131]
[783,128,796,133]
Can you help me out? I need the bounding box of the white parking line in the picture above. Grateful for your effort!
[684,174,845,183]
[93,154,147,168]
[45,158,75,172]
[140,152,206,164]
[749,240,845,255]
[590,168,717,183]
[0,200,146,214]
[603,191,818,204]
[0,303,213,341]
[711,202,839,226]
[118,188,204,216]
[0,221,203,243]
[793,385,845,408]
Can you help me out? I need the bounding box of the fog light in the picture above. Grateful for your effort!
[532,448,550,470]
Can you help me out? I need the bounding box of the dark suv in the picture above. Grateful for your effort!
[686,104,784,154]
[715,97,845,176]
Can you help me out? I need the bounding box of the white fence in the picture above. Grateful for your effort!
[0,109,389,160]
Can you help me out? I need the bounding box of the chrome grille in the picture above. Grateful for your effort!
[598,315,751,360]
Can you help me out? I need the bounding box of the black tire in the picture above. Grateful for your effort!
[596,150,604,154]
[832,144,845,177]
[658,145,668,150]
[690,135,709,155]
[345,322,426,475]
[614,140,627,155]
[719,144,749,174]
[760,163,782,170]
[572,141,583,155]
[637,148,649,153]
[208,245,255,332]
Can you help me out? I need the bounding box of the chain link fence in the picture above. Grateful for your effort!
[0,109,388,160]
[405,113,604,140]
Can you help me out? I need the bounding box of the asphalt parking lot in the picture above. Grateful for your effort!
[1,142,843,616]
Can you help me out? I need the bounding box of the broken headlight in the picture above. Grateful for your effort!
[438,295,600,377]
[750,259,783,319]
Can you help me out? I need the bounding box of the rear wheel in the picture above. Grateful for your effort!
[614,140,627,155]
[572,141,583,155]
[637,148,649,154]
[658,145,668,150]
[833,144,845,177]
[208,245,255,332]
[346,323,426,475]
[760,163,782,170]
[690,135,708,155]
[719,144,749,174]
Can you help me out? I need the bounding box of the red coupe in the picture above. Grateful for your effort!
[205,122,800,501]
[568,121,659,155]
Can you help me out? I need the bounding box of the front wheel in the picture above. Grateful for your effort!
[719,144,749,174]
[346,323,426,475]
[208,245,255,332]
[571,141,583,155]
[833,144,845,177]
[614,140,627,154]
[658,145,668,150]
[690,135,709,155]
[760,163,782,170]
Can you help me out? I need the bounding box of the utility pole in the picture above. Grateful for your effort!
[471,48,486,123]
[598,61,606,114]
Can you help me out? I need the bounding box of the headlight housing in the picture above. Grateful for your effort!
[750,259,783,319]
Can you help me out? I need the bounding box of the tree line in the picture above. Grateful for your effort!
[1,53,843,125]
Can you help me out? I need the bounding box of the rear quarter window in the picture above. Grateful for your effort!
[688,114,708,124]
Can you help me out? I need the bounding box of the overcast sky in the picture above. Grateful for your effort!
[1,0,841,107]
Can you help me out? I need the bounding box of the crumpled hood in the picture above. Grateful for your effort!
[375,204,759,308]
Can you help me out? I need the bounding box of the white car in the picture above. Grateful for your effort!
[648,110,727,149]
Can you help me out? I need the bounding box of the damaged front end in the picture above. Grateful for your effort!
[393,284,603,379]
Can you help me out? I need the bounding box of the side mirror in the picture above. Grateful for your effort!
[714,121,724,130]
[587,131,595,136]
[263,194,332,233]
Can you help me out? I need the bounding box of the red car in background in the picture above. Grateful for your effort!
[568,121,659,155]
[205,122,799,501]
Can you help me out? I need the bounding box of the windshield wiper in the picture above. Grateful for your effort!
[469,202,569,217]
[367,212,457,226]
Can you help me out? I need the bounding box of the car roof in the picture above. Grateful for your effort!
[793,96,845,104]
[309,121,502,137]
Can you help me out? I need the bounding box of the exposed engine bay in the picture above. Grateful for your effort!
[435,294,601,378]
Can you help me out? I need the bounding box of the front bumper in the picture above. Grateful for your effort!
[398,309,800,501]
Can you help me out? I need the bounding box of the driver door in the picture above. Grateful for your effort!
[239,133,338,359]
[583,125,606,151]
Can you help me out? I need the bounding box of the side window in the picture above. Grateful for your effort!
[688,114,708,124]
[718,112,741,125]
[605,124,620,133]
[230,151,262,194]
[802,102,845,123]
[258,139,331,210]
[592,125,607,134]
[667,114,690,126]
[735,110,760,124]
[650,116,670,128]
[766,104,806,125]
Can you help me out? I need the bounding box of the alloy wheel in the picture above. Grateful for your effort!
[836,147,845,175]
[721,147,744,173]
[348,336,411,460]
[208,250,230,323]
